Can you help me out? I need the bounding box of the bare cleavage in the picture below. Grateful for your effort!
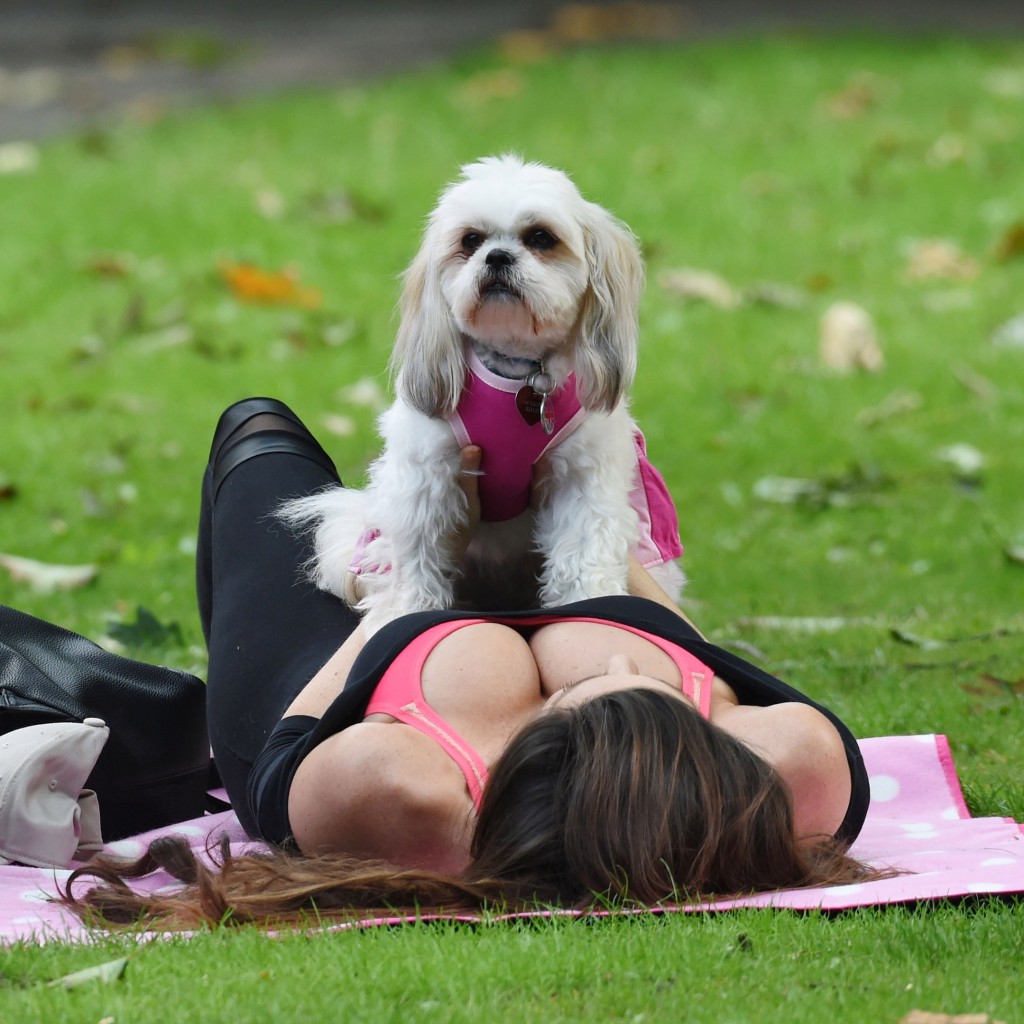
[362,620,738,768]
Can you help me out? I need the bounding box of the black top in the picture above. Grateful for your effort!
[246,597,870,848]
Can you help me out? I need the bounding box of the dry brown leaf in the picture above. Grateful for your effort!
[855,389,922,427]
[658,267,740,309]
[219,262,322,308]
[904,239,980,282]
[825,72,886,119]
[84,253,134,278]
[993,221,1024,262]
[820,301,884,373]
[0,553,99,593]
[550,3,687,43]
[497,30,559,63]
[457,69,524,104]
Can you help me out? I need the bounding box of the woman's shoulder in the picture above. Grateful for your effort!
[288,722,473,870]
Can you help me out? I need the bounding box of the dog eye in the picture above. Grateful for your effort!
[523,228,558,251]
[461,232,484,253]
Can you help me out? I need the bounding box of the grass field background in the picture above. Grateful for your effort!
[1,29,1022,1021]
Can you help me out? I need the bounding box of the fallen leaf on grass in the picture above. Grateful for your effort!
[0,475,16,501]
[952,364,998,402]
[0,141,40,174]
[83,252,135,277]
[824,72,888,119]
[321,413,356,437]
[220,262,322,309]
[658,267,740,308]
[891,628,946,651]
[983,67,1024,98]
[991,313,1024,349]
[960,673,1024,710]
[0,553,98,593]
[903,239,979,282]
[753,463,889,508]
[855,389,922,427]
[104,606,183,649]
[992,221,1024,262]
[735,616,877,633]
[820,301,884,373]
[457,69,525,104]
[338,377,387,410]
[936,443,986,478]
[549,3,688,43]
[48,957,128,990]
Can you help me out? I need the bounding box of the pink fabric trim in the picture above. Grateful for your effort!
[934,733,971,820]
[629,429,683,567]
[365,619,489,809]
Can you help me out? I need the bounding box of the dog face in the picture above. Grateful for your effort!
[394,155,644,419]
[435,158,593,357]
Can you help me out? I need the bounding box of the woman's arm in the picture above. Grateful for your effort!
[626,555,706,639]
[284,447,485,721]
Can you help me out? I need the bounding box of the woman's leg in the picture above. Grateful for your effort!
[197,398,359,831]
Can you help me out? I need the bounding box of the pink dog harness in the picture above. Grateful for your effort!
[348,351,683,577]
[446,349,586,522]
[446,348,683,567]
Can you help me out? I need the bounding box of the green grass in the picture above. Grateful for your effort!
[1,29,1023,1021]
[3,904,1024,1023]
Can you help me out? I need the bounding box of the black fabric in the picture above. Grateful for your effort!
[247,598,871,849]
[0,605,209,839]
[198,399,359,837]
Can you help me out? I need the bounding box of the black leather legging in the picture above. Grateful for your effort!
[195,398,359,835]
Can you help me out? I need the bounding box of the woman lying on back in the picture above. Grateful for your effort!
[62,398,875,925]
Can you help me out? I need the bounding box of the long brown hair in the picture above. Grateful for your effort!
[59,690,878,927]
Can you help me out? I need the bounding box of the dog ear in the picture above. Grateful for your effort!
[573,204,643,412]
[392,241,465,418]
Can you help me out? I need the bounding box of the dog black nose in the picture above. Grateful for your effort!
[485,248,514,268]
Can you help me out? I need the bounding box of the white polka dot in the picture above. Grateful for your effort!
[173,824,205,837]
[940,805,963,821]
[966,882,1016,893]
[900,823,938,839]
[979,857,1017,867]
[869,775,901,802]
[105,839,144,858]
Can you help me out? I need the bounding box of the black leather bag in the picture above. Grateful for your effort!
[0,604,209,840]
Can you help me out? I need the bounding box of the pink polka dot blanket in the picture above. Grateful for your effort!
[2,734,1022,940]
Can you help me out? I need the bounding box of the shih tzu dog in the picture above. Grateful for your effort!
[283,155,683,635]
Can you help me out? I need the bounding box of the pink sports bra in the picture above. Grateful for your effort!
[363,616,715,810]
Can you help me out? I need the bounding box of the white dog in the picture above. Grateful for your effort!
[283,155,683,635]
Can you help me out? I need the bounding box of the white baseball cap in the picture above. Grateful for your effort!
[0,718,109,868]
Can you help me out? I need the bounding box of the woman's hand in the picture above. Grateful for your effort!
[452,445,483,561]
